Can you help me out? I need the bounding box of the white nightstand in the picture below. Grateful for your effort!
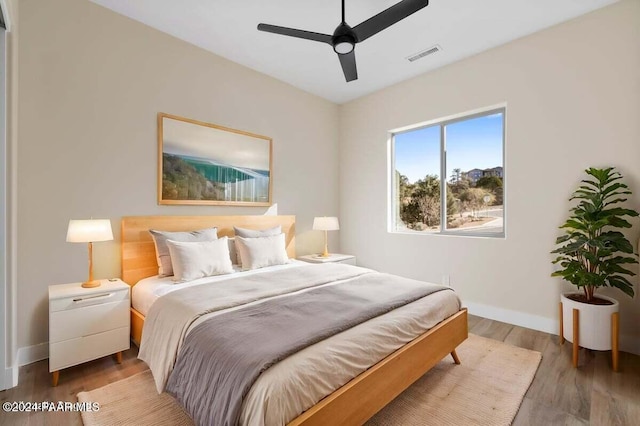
[298,253,356,266]
[48,279,130,386]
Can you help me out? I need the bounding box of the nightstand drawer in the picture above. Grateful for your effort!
[49,326,129,372]
[50,288,128,312]
[50,299,129,343]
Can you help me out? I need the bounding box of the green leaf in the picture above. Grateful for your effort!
[601,197,629,205]
[579,179,600,189]
[602,183,628,197]
[602,207,639,218]
[607,256,638,265]
[560,219,588,231]
[607,276,635,297]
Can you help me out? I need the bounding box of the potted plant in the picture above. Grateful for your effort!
[551,167,638,366]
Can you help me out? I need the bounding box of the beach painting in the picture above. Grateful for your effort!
[158,113,272,206]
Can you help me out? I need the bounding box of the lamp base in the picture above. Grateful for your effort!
[320,232,330,258]
[81,280,101,288]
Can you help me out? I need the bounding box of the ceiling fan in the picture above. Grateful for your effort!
[257,0,430,82]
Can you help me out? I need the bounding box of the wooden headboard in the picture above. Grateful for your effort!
[121,215,296,286]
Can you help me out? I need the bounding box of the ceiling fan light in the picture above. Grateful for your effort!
[334,42,354,54]
[334,40,354,54]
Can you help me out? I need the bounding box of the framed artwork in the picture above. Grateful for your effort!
[158,113,272,206]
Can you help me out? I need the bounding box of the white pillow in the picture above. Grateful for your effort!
[235,234,289,270]
[149,227,218,277]
[233,226,282,264]
[166,237,233,282]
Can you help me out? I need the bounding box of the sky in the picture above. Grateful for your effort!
[163,117,270,171]
[394,113,504,183]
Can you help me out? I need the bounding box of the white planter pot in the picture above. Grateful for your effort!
[561,292,619,351]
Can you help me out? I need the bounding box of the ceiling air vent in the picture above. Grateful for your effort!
[406,45,441,62]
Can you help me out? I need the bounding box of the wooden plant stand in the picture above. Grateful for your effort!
[559,302,619,371]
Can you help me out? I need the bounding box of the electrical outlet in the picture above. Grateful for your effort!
[442,275,450,287]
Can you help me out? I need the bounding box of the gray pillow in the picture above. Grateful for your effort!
[149,227,218,276]
[233,225,282,238]
[227,237,239,265]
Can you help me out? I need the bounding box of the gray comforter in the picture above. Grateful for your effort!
[165,266,450,426]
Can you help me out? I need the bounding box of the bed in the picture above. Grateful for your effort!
[121,215,468,426]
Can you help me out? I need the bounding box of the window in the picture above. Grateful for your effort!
[390,107,505,237]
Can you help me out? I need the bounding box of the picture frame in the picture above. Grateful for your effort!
[157,113,273,206]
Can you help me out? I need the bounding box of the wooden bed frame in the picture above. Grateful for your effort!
[121,215,468,425]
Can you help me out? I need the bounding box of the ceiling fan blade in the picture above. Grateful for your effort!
[353,0,429,42]
[257,23,332,44]
[338,50,358,82]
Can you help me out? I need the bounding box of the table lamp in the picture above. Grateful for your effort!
[313,216,339,258]
[66,219,113,288]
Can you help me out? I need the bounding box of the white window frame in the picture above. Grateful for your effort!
[388,105,506,238]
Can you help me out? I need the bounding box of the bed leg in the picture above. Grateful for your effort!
[450,350,461,365]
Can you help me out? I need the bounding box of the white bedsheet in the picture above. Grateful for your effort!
[131,260,306,316]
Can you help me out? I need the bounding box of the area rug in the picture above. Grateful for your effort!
[78,334,541,426]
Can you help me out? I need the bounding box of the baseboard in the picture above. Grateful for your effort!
[463,300,557,335]
[17,342,48,366]
[464,300,640,356]
[0,365,18,390]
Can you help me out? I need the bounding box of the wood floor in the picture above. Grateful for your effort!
[1,314,638,425]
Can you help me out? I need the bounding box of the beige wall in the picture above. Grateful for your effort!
[17,0,339,350]
[339,0,640,352]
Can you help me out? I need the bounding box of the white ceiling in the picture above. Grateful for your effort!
[90,0,618,104]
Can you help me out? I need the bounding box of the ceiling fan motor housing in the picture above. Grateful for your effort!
[332,23,357,55]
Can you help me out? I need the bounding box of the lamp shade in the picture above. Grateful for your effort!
[66,219,113,243]
[313,217,339,231]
